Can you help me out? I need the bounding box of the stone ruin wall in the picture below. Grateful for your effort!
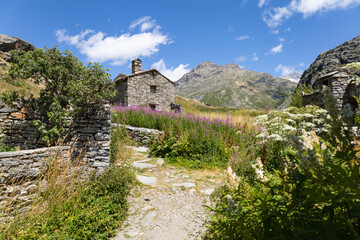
[127,71,175,111]
[113,79,129,107]
[0,101,111,216]
[112,123,163,146]
[302,91,324,108]
[303,73,359,111]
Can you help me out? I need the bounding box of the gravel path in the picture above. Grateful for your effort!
[111,146,224,240]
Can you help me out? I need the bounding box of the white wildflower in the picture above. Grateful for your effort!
[268,134,283,141]
[252,157,268,182]
[225,166,240,190]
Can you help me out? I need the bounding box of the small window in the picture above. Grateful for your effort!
[150,85,157,93]
[149,104,156,110]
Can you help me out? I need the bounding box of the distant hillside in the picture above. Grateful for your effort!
[175,61,296,109]
[298,34,360,88]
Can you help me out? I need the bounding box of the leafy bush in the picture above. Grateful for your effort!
[2,47,115,144]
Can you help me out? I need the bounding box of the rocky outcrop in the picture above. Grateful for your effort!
[0,34,35,53]
[298,35,360,88]
[175,61,296,109]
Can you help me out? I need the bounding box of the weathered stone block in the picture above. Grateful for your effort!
[95,132,110,141]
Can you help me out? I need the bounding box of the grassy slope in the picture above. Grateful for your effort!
[0,53,43,97]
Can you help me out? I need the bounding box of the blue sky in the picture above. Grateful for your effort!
[1,0,360,81]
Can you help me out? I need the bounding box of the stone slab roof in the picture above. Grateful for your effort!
[114,69,175,85]
[319,69,354,80]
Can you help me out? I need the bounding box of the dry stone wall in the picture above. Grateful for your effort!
[112,124,163,146]
[0,146,70,215]
[0,101,111,216]
[0,100,111,172]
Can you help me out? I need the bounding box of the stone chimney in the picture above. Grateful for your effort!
[132,58,142,74]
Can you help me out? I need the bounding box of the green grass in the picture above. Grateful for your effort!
[0,55,44,97]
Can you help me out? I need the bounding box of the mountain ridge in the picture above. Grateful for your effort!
[176,61,296,109]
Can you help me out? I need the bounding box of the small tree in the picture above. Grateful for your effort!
[289,83,315,107]
[3,47,115,144]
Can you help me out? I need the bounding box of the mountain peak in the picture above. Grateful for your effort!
[194,61,218,69]
[223,63,242,70]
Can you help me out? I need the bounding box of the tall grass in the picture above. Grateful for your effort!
[0,141,134,239]
[111,105,258,169]
[175,96,266,126]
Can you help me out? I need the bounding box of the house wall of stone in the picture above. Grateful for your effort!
[113,79,128,107]
[327,76,354,110]
[127,71,174,111]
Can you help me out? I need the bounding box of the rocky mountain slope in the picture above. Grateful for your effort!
[298,34,360,88]
[175,61,296,109]
[0,34,34,53]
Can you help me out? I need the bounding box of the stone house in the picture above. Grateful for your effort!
[112,59,175,111]
[302,68,360,112]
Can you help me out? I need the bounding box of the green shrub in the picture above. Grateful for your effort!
[289,84,315,108]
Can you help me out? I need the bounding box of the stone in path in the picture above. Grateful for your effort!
[136,175,157,186]
[111,145,224,240]
[132,161,156,170]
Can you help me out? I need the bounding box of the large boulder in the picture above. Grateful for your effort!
[298,35,360,89]
[0,34,35,52]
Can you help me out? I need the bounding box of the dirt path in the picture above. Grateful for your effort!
[111,146,224,240]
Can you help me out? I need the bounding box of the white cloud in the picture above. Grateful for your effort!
[275,64,296,76]
[290,0,360,17]
[236,35,250,40]
[235,56,247,62]
[258,0,267,7]
[263,7,293,28]
[271,29,280,34]
[263,0,360,27]
[252,53,259,61]
[227,26,235,32]
[129,16,157,32]
[55,17,170,65]
[151,59,190,81]
[270,43,283,54]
